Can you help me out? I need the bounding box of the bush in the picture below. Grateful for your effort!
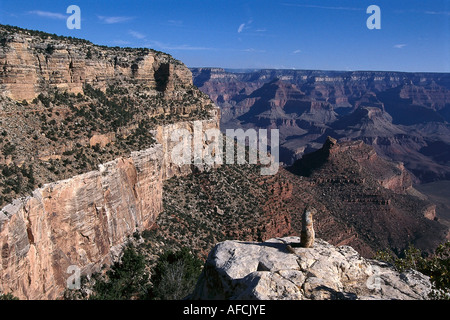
[375,242,450,299]
[2,142,15,156]
[89,243,150,300]
[0,292,19,300]
[149,247,203,300]
[45,44,55,55]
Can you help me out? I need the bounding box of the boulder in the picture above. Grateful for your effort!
[191,237,431,300]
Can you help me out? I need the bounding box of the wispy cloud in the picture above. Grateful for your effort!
[28,10,67,20]
[424,11,450,16]
[394,44,407,49]
[146,40,215,51]
[111,40,131,46]
[242,48,266,53]
[292,49,302,54]
[97,15,134,24]
[129,30,146,39]
[167,20,183,27]
[281,3,362,11]
[237,19,254,33]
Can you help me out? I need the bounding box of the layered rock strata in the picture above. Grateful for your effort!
[0,25,221,299]
[0,113,220,299]
[0,26,191,101]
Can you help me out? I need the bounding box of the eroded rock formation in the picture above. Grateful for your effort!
[0,27,191,101]
[0,113,220,299]
[192,68,450,182]
[191,237,432,300]
[0,25,221,299]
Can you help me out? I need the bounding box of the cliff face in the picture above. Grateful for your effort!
[0,146,162,299]
[0,113,220,299]
[0,25,221,299]
[0,27,191,101]
[154,109,221,180]
[0,25,217,209]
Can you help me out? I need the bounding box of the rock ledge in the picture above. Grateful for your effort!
[191,237,431,300]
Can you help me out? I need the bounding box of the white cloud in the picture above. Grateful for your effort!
[28,10,67,20]
[242,48,266,53]
[97,15,134,24]
[394,44,407,49]
[292,49,302,54]
[167,20,183,26]
[425,11,450,16]
[146,40,214,51]
[129,30,146,39]
[237,19,254,33]
[281,3,362,11]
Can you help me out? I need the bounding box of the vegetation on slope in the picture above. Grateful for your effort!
[0,81,213,207]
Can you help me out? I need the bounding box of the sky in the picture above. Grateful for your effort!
[0,0,449,72]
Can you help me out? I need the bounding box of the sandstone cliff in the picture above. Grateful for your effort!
[0,26,191,101]
[0,25,216,208]
[0,113,220,299]
[191,237,431,300]
[0,145,162,299]
[0,25,221,299]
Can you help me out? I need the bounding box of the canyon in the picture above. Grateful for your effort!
[152,137,447,262]
[0,25,448,300]
[0,115,219,299]
[191,68,450,183]
[0,25,219,299]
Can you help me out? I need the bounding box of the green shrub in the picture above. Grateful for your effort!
[2,142,15,156]
[0,292,19,300]
[375,241,450,299]
[89,243,150,300]
[149,247,203,300]
[45,44,55,55]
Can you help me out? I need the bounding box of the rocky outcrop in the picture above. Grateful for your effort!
[154,108,221,180]
[0,145,163,299]
[0,25,191,101]
[0,25,221,299]
[288,138,447,257]
[191,237,431,300]
[0,111,220,299]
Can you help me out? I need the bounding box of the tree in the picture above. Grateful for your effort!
[420,242,450,299]
[89,243,150,300]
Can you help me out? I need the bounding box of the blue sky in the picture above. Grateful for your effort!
[1,0,449,72]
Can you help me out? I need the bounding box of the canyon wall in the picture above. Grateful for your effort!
[0,25,221,299]
[0,145,163,299]
[0,111,220,299]
[192,68,450,183]
[0,27,192,101]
